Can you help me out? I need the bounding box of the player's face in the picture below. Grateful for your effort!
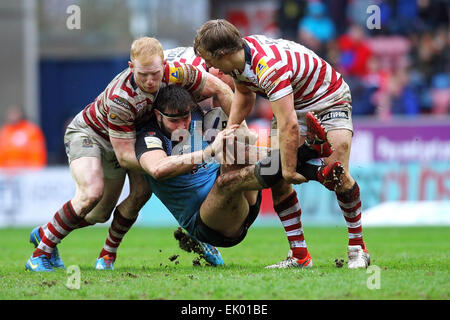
[130,55,164,94]
[199,49,236,75]
[156,110,192,137]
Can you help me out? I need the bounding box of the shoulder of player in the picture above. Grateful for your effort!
[105,71,141,109]
[164,61,203,85]
[136,125,168,162]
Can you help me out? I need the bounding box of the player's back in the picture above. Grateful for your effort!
[242,35,349,111]
[164,46,207,71]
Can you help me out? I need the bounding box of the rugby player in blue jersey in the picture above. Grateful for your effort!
[132,85,342,266]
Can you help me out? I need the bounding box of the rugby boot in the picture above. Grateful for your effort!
[265,251,313,269]
[25,254,54,272]
[304,111,333,158]
[317,161,344,191]
[29,226,65,269]
[95,255,115,270]
[347,245,370,269]
[174,227,224,266]
[195,240,224,266]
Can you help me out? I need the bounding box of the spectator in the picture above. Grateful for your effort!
[0,105,47,168]
[276,0,307,41]
[297,1,336,54]
[417,0,450,31]
[337,24,373,77]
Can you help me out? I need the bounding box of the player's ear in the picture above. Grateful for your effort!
[128,61,133,70]
[155,109,164,123]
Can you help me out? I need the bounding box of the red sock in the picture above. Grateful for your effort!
[274,191,308,259]
[98,208,137,260]
[337,183,365,249]
[33,201,82,258]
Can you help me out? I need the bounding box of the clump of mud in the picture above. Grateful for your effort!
[173,227,214,266]
[334,258,345,268]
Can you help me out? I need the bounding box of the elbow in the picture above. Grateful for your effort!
[115,153,130,169]
[149,167,168,181]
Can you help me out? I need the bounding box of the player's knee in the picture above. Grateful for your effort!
[216,171,241,193]
[330,140,350,160]
[128,187,152,208]
[90,211,112,224]
[78,183,104,210]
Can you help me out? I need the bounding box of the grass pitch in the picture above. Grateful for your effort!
[0,226,448,300]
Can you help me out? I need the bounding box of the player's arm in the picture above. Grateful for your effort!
[200,73,234,116]
[270,93,303,184]
[138,129,234,180]
[227,82,256,127]
[110,137,143,172]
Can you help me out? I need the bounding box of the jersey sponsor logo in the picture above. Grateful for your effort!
[256,58,269,78]
[112,96,133,110]
[319,110,349,122]
[265,78,281,93]
[136,103,145,111]
[144,136,163,149]
[169,67,183,83]
[109,106,133,122]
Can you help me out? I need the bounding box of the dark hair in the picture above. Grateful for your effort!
[194,19,245,58]
[154,85,196,114]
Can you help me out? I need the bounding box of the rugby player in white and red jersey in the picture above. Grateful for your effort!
[25,37,234,272]
[164,46,235,104]
[194,19,370,269]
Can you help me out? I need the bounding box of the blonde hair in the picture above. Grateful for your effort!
[130,37,164,62]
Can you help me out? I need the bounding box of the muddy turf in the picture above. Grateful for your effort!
[0,226,448,300]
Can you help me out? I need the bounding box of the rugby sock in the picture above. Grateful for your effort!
[274,190,308,260]
[75,218,94,229]
[33,201,82,258]
[98,208,137,260]
[336,182,365,249]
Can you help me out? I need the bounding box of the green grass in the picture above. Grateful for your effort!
[0,226,448,300]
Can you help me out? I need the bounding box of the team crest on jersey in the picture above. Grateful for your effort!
[82,138,93,148]
[169,66,183,84]
[256,58,269,78]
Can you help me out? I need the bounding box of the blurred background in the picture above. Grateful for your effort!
[0,0,449,228]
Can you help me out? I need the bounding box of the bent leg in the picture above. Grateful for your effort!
[34,156,107,259]
[83,176,126,224]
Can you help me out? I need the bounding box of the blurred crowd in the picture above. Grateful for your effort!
[0,106,47,169]
[247,0,449,125]
[1,0,448,166]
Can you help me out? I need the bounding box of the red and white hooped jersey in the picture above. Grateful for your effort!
[81,62,206,141]
[232,35,351,114]
[164,47,207,72]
